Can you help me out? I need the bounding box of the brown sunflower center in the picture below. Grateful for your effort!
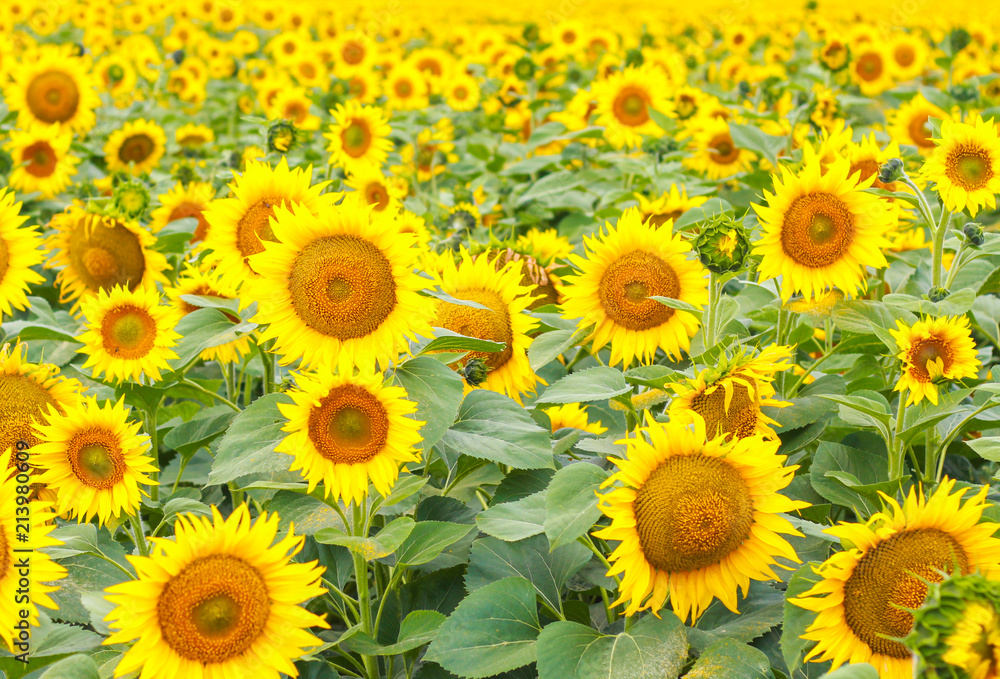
[908,337,953,380]
[341,120,372,158]
[633,454,754,572]
[612,87,650,127]
[23,141,58,177]
[856,52,883,80]
[395,79,414,98]
[708,133,740,164]
[307,384,389,463]
[288,235,398,341]
[69,217,146,293]
[0,374,58,454]
[453,86,469,100]
[236,198,284,263]
[689,377,759,440]
[364,182,390,211]
[118,134,155,165]
[168,202,211,243]
[843,528,969,659]
[598,250,679,331]
[0,525,10,580]
[894,45,916,67]
[851,158,897,191]
[908,112,935,148]
[342,41,365,65]
[676,96,697,119]
[68,431,126,489]
[436,288,514,371]
[158,554,271,664]
[947,147,994,190]
[26,69,81,124]
[101,305,157,360]
[779,192,855,267]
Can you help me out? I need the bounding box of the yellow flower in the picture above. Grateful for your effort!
[542,403,607,435]
[683,116,757,179]
[634,185,709,228]
[385,62,431,111]
[0,189,45,321]
[165,265,253,365]
[345,166,405,214]
[148,181,215,241]
[175,123,215,147]
[887,92,950,154]
[6,123,79,198]
[940,601,1000,678]
[515,228,574,265]
[5,44,100,133]
[595,64,672,149]
[922,115,1000,217]
[851,43,895,95]
[324,101,393,172]
[104,118,167,175]
[891,315,980,406]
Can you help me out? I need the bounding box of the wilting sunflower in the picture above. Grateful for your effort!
[6,123,80,198]
[33,396,156,526]
[792,480,1000,679]
[324,101,393,172]
[77,285,181,384]
[595,64,672,149]
[345,166,404,214]
[753,157,894,302]
[635,185,709,228]
[200,158,333,288]
[276,367,422,505]
[104,505,328,679]
[104,119,167,175]
[683,117,757,179]
[148,181,215,241]
[46,205,169,308]
[166,265,252,365]
[542,403,607,435]
[888,92,950,154]
[594,417,807,621]
[0,190,46,321]
[560,208,708,367]
[921,116,1000,217]
[433,250,541,403]
[0,449,66,654]
[5,44,100,133]
[246,195,432,371]
[668,345,792,441]
[891,316,980,406]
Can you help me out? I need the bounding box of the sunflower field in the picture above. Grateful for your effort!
[9,1,1000,678]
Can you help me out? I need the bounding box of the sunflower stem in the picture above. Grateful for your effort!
[787,347,836,398]
[260,342,275,395]
[899,176,937,230]
[351,504,379,679]
[704,271,718,349]
[943,241,968,290]
[934,400,994,482]
[889,394,908,479]
[178,378,240,412]
[143,405,162,502]
[128,512,149,558]
[932,210,952,288]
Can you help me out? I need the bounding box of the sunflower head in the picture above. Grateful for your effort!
[891,316,981,406]
[693,213,750,273]
[922,116,1000,217]
[110,179,152,220]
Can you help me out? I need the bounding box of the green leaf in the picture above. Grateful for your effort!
[439,390,554,469]
[728,122,787,167]
[159,497,212,524]
[650,295,704,319]
[169,306,257,368]
[208,393,295,485]
[535,366,632,405]
[883,288,976,317]
[162,406,237,456]
[343,610,446,656]
[267,491,347,535]
[819,665,879,679]
[425,576,541,678]
[686,581,785,651]
[477,491,547,541]
[315,516,415,560]
[393,356,465,452]
[529,328,587,371]
[544,462,610,551]
[969,436,1000,461]
[810,441,890,516]
[38,655,100,679]
[684,639,774,678]
[516,171,585,206]
[832,300,915,350]
[396,521,476,566]
[419,328,505,354]
[535,612,687,679]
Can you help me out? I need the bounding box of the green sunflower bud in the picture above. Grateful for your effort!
[693,215,750,273]
[513,56,536,81]
[963,222,985,247]
[267,120,298,154]
[110,181,151,220]
[949,28,972,55]
[927,286,950,303]
[878,158,905,184]
[108,64,125,83]
[461,358,489,387]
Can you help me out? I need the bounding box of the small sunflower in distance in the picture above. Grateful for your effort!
[6,123,80,198]
[276,366,423,505]
[77,285,181,384]
[33,396,156,526]
[542,403,607,435]
[596,64,672,149]
[668,344,792,441]
[325,101,393,172]
[752,156,894,302]
[922,116,1000,217]
[560,208,708,367]
[791,479,1000,679]
[891,316,980,406]
[0,189,46,321]
[104,505,329,679]
[166,265,252,365]
[594,417,807,621]
[104,118,167,175]
[148,181,215,241]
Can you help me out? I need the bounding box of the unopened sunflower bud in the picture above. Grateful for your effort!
[963,222,985,247]
[949,82,978,102]
[461,359,489,387]
[927,286,949,303]
[949,28,972,54]
[110,181,150,220]
[108,64,125,83]
[693,215,750,273]
[267,120,297,154]
[878,158,905,184]
[513,56,536,81]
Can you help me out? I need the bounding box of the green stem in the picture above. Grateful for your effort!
[351,505,378,679]
[128,513,149,558]
[932,210,952,288]
[372,568,404,644]
[900,176,937,228]
[179,378,241,412]
[787,348,837,398]
[261,343,275,395]
[943,241,968,290]
[935,400,994,482]
[144,405,162,502]
[704,271,719,350]
[323,577,360,622]
[889,394,908,479]
[578,536,622,588]
[563,346,589,373]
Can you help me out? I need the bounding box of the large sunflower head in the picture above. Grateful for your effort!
[104,118,167,175]
[104,504,329,679]
[0,189,46,321]
[324,101,393,172]
[752,156,895,302]
[245,194,432,371]
[5,44,101,133]
[921,116,1000,217]
[33,396,156,526]
[77,285,181,384]
[791,479,1000,679]
[891,315,981,406]
[595,64,672,149]
[668,344,793,441]
[166,264,253,365]
[594,417,807,622]
[6,123,80,199]
[560,207,708,367]
[148,181,216,242]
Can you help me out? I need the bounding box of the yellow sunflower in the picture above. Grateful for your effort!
[345,166,405,214]
[921,116,1000,217]
[6,123,80,198]
[851,43,895,95]
[542,403,607,435]
[33,396,156,526]
[46,205,169,308]
[515,228,574,266]
[594,417,807,622]
[433,250,541,404]
[245,195,432,371]
[148,181,215,241]
[752,156,894,302]
[324,101,393,172]
[276,366,423,505]
[384,62,431,111]
[891,315,981,406]
[77,285,181,384]
[887,93,950,154]
[445,72,481,111]
[200,158,333,288]
[0,189,46,321]
[0,449,66,654]
[889,33,928,81]
[791,480,1000,679]
[166,265,253,365]
[5,44,100,133]
[668,344,792,441]
[104,118,167,175]
[634,185,709,228]
[683,116,758,179]
[104,505,329,679]
[175,123,215,148]
[560,208,708,367]
[595,64,672,149]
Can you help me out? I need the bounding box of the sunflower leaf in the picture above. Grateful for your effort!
[535,366,632,405]
[650,294,705,319]
[544,462,610,551]
[683,639,774,678]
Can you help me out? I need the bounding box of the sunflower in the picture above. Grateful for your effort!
[921,116,1000,217]
[594,417,807,621]
[888,93,951,154]
[634,185,709,228]
[104,119,167,175]
[6,123,80,198]
[166,265,253,365]
[542,403,607,435]
[0,449,66,654]
[433,250,541,403]
[175,123,215,148]
[683,116,757,179]
[5,44,100,133]
[397,120,458,183]
[268,87,321,131]
[445,72,481,111]
[33,396,156,526]
[668,345,792,441]
[199,158,333,288]
[891,316,980,406]
[851,43,895,95]
[385,62,431,111]
[752,156,894,302]
[104,504,329,679]
[325,101,393,172]
[515,228,574,266]
[46,205,169,308]
[560,208,708,367]
[246,195,432,371]
[77,285,181,384]
[333,31,374,73]
[0,190,46,321]
[345,166,405,214]
[595,64,672,149]
[889,33,928,81]
[791,480,1000,679]
[148,181,215,241]
[276,366,422,505]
